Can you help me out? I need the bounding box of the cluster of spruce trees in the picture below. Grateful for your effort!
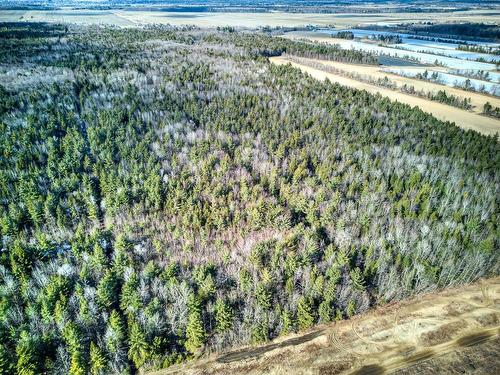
[0,23,498,375]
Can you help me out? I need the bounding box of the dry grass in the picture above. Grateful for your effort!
[420,321,463,346]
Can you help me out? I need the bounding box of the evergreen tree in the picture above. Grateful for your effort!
[280,308,294,335]
[334,308,343,321]
[318,300,332,323]
[15,331,39,375]
[185,295,206,354]
[347,300,356,318]
[9,240,34,283]
[297,296,316,330]
[255,283,272,310]
[198,274,216,301]
[350,267,365,291]
[0,343,13,375]
[120,272,142,315]
[251,317,269,344]
[113,234,132,273]
[90,342,107,375]
[323,278,338,303]
[214,298,233,333]
[96,270,120,309]
[128,321,150,369]
[145,170,163,209]
[63,322,86,375]
[107,310,125,354]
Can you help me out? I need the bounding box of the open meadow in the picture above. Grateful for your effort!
[1,8,500,28]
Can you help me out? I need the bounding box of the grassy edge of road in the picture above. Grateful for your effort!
[150,276,500,375]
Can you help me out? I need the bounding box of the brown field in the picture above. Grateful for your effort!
[281,58,500,116]
[2,9,500,28]
[271,56,500,136]
[149,277,500,375]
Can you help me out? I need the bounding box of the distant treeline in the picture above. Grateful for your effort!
[204,32,379,64]
[483,102,500,119]
[335,31,354,40]
[359,22,500,42]
[0,22,67,39]
[370,34,402,44]
[0,1,476,14]
[457,44,500,56]
[284,56,472,111]
[411,22,500,41]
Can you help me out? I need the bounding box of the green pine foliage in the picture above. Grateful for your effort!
[251,318,269,344]
[318,300,333,323]
[347,300,357,318]
[280,308,295,336]
[0,344,12,375]
[185,295,206,354]
[349,267,366,291]
[15,331,40,375]
[90,342,107,375]
[214,298,234,333]
[297,297,316,330]
[128,321,150,369]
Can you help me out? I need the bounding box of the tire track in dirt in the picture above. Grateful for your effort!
[216,330,324,363]
[351,326,500,374]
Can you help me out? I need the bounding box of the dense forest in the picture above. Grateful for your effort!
[0,22,499,375]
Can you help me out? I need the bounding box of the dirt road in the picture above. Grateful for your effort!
[150,277,500,375]
[270,55,500,136]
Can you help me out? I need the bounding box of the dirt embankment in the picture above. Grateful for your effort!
[150,277,500,375]
[270,55,500,136]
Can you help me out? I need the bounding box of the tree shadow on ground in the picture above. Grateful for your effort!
[216,329,324,364]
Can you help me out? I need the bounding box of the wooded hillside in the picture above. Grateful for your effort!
[0,23,498,374]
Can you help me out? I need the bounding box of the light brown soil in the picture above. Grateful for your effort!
[270,55,500,136]
[149,277,500,375]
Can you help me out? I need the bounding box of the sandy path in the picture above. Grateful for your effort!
[270,56,500,136]
[150,277,500,375]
